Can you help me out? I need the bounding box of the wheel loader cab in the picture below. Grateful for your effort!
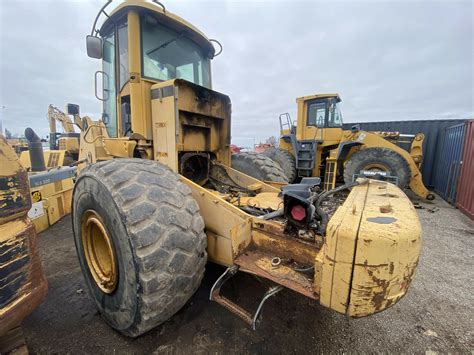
[88,1,216,141]
[295,93,344,147]
[83,1,230,180]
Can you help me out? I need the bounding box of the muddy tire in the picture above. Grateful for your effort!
[72,158,207,337]
[263,148,297,183]
[231,151,289,183]
[344,147,411,187]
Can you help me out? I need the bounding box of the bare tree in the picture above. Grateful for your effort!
[265,136,277,147]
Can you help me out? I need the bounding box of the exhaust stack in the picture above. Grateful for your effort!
[25,128,46,172]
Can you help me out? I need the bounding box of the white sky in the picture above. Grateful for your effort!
[1,0,472,148]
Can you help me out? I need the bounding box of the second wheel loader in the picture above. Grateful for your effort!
[262,93,434,199]
[69,0,422,337]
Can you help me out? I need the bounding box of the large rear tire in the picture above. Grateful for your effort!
[263,148,297,183]
[231,151,289,183]
[72,159,207,337]
[343,147,411,187]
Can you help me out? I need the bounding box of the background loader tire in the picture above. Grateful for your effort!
[344,147,411,187]
[231,151,289,183]
[263,148,297,183]
[72,159,207,337]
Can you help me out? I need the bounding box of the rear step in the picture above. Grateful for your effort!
[210,265,283,330]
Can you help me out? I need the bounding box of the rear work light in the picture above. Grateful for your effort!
[283,192,315,228]
[291,205,306,221]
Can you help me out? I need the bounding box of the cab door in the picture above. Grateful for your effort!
[101,16,129,138]
[303,98,343,147]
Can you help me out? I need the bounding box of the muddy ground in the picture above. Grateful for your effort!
[23,193,473,353]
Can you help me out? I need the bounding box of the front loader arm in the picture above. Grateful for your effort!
[341,131,430,198]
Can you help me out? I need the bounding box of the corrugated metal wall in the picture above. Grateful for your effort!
[433,123,466,203]
[456,120,474,220]
[343,119,466,187]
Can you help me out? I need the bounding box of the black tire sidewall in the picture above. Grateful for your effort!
[231,152,289,182]
[72,175,138,332]
[344,148,411,187]
[231,157,265,181]
[264,148,296,182]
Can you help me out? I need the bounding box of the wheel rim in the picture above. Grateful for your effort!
[363,163,389,172]
[81,210,118,294]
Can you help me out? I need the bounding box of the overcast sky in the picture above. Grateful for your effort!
[0,0,472,147]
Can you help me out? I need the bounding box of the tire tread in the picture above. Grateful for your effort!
[78,158,206,336]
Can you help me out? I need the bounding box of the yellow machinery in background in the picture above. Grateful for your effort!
[0,135,48,352]
[20,149,69,170]
[47,104,81,164]
[65,0,422,337]
[266,93,434,199]
[19,128,75,233]
[26,168,74,233]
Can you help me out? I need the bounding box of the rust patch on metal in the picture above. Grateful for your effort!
[389,262,395,275]
[379,204,392,213]
[0,170,31,222]
[235,251,317,299]
[0,219,48,335]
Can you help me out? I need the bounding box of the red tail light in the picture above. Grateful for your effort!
[291,205,306,221]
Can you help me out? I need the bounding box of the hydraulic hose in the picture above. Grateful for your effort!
[314,181,363,235]
[260,209,284,220]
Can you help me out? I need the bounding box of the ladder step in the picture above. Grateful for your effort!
[210,265,284,330]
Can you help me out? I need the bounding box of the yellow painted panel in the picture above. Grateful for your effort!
[318,180,422,317]
[151,85,178,171]
[347,181,422,316]
[318,182,368,313]
[182,177,250,265]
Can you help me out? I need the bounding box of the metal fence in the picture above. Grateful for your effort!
[456,120,474,219]
[343,119,466,187]
[433,123,466,203]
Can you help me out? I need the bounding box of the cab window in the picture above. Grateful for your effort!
[140,14,211,88]
[102,31,117,137]
[118,20,129,90]
[307,101,326,127]
[327,100,343,127]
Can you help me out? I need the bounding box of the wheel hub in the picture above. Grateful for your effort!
[363,163,389,172]
[81,210,118,294]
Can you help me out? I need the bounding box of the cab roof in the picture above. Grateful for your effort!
[296,93,341,103]
[101,0,215,57]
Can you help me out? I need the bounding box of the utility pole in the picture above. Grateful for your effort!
[0,106,6,136]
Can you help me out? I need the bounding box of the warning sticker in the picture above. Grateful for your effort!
[31,190,42,203]
[28,201,45,219]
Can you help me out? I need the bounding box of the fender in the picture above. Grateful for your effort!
[336,141,363,161]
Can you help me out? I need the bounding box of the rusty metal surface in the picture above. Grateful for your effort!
[212,294,253,325]
[209,266,253,325]
[318,180,422,317]
[456,120,474,219]
[235,251,316,299]
[250,219,319,265]
[0,136,31,224]
[0,218,48,335]
[0,136,48,336]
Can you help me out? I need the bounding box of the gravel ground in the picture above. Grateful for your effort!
[22,193,473,353]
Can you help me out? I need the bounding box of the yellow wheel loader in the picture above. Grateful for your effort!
[69,0,422,337]
[268,94,435,199]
